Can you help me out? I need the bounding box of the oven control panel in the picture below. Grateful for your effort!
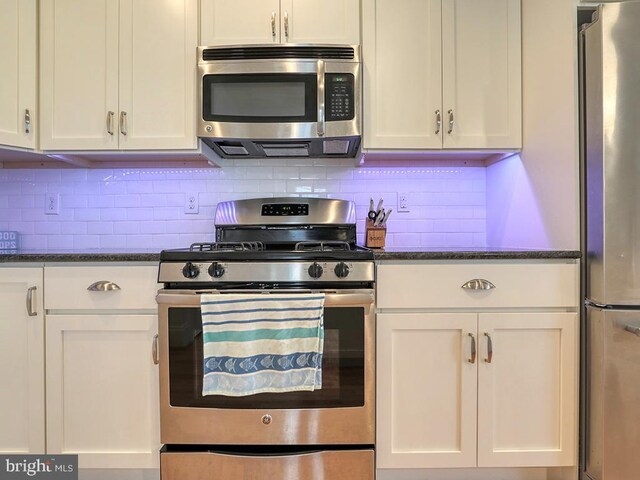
[160,261,375,283]
[261,203,309,216]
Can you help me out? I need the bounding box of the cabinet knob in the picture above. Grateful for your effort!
[468,333,476,364]
[448,109,455,134]
[26,286,37,316]
[461,279,495,290]
[484,333,493,363]
[435,110,441,135]
[120,111,128,136]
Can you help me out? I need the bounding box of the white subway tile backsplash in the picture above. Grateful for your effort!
[0,165,487,249]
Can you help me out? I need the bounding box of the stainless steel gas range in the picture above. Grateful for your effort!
[156,197,375,480]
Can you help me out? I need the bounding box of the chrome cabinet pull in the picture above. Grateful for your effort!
[24,109,31,134]
[120,111,127,135]
[625,325,640,337]
[448,109,454,134]
[435,110,441,134]
[284,11,289,42]
[152,334,159,365]
[461,279,496,290]
[107,111,114,135]
[468,333,476,364]
[26,286,37,317]
[87,281,121,292]
[271,11,276,41]
[484,333,493,363]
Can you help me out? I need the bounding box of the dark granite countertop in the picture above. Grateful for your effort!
[0,248,581,263]
[372,247,581,260]
[0,249,160,263]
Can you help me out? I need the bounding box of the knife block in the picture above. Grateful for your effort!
[365,219,386,248]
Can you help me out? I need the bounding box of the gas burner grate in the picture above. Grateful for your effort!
[294,241,351,252]
[190,242,265,252]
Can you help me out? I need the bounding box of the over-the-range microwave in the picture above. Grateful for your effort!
[197,44,361,159]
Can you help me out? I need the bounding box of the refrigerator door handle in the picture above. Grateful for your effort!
[624,325,640,338]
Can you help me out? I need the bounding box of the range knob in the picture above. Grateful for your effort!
[334,262,350,279]
[308,262,324,279]
[182,262,200,279]
[208,262,225,278]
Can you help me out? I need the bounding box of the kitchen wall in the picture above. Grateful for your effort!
[0,162,486,250]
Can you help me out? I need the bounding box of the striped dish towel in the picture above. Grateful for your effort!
[200,293,325,396]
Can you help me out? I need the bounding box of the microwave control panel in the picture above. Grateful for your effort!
[325,74,355,121]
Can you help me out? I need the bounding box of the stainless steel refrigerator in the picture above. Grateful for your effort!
[581,2,640,480]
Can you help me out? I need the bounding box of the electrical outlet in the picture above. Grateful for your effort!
[184,193,199,214]
[397,192,410,213]
[45,193,60,215]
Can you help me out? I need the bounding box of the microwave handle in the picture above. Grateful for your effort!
[317,60,325,137]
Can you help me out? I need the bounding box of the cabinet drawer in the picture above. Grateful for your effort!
[45,266,159,310]
[377,262,578,309]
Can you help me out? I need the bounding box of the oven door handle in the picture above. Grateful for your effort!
[156,290,374,307]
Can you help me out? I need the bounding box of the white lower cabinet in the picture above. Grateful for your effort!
[376,261,579,471]
[43,264,161,470]
[0,268,44,454]
[377,313,478,468]
[46,314,160,469]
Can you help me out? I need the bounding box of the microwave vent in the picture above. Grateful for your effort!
[202,46,355,61]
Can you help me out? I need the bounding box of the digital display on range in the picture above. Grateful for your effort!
[262,203,309,216]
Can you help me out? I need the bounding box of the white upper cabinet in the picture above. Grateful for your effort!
[0,268,44,455]
[40,0,197,151]
[362,0,443,149]
[40,0,119,150]
[0,0,37,149]
[200,0,360,46]
[118,0,197,149]
[280,0,360,45]
[442,0,522,149]
[201,0,281,45]
[363,0,522,151]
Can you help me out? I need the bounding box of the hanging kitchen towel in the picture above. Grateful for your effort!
[200,293,325,396]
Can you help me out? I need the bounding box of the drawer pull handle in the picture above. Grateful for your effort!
[26,286,37,317]
[461,279,496,290]
[152,334,159,365]
[87,281,121,292]
[484,333,493,363]
[625,325,640,337]
[468,333,476,364]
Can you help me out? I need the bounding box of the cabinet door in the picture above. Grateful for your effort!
[477,313,577,467]
[0,0,36,149]
[118,0,197,150]
[442,0,521,149]
[362,0,443,149]
[40,0,119,150]
[280,0,360,45]
[377,313,477,468]
[0,268,44,454]
[200,0,281,45]
[46,315,160,469]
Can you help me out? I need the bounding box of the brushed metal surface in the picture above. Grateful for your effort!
[585,2,640,306]
[161,449,374,480]
[586,306,640,480]
[158,261,374,284]
[214,197,356,225]
[197,46,361,141]
[157,289,375,445]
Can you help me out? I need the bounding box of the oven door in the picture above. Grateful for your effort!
[198,60,360,141]
[156,289,374,445]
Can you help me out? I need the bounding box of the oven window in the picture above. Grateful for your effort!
[202,74,317,123]
[167,306,365,409]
